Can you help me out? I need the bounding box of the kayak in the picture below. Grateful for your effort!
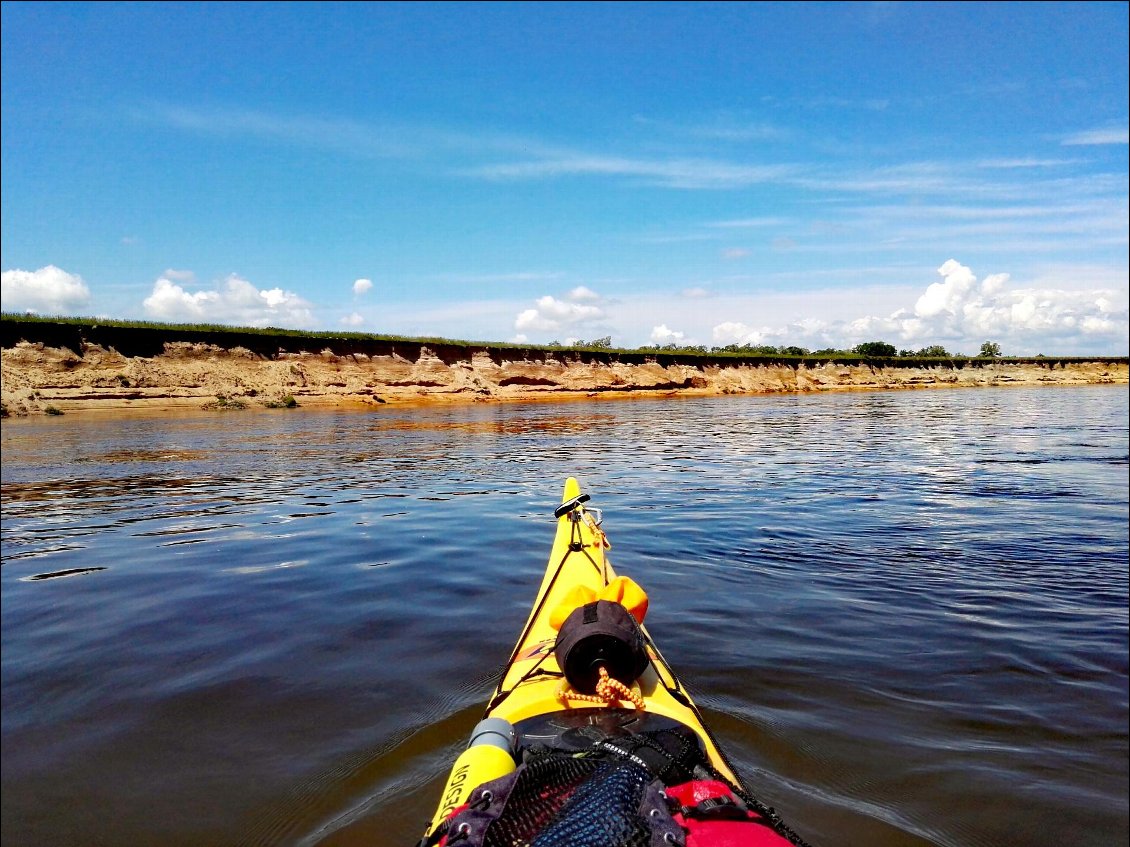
[420,478,809,847]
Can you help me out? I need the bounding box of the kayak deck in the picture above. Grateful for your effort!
[481,477,740,786]
[421,477,813,847]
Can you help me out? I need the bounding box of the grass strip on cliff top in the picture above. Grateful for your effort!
[2,312,1123,365]
[1,311,500,348]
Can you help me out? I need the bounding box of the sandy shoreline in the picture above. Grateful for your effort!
[2,338,1126,419]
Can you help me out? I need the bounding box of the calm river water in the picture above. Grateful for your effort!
[2,387,1127,847]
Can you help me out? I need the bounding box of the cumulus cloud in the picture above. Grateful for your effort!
[650,324,685,345]
[893,259,1127,350]
[1,265,91,314]
[353,278,373,295]
[914,260,981,318]
[142,273,315,328]
[711,260,1128,354]
[514,286,607,335]
[713,317,834,348]
[341,312,364,326]
[569,285,601,301]
[712,322,757,344]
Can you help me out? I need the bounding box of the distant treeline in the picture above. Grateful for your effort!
[579,336,1004,359]
[3,313,1125,366]
[504,334,1110,363]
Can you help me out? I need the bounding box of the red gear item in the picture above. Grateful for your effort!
[667,780,796,847]
[435,803,469,846]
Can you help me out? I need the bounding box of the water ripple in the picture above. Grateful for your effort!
[1,387,1127,847]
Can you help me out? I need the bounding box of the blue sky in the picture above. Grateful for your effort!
[2,1,1127,355]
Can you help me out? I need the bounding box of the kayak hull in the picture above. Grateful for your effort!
[426,477,741,834]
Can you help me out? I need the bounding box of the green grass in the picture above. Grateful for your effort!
[2,311,1124,365]
[201,395,247,411]
[0,311,528,350]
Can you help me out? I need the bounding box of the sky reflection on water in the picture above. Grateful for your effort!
[2,387,1127,846]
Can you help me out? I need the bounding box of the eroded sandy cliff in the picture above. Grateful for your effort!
[2,339,1125,417]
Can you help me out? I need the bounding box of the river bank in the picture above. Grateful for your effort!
[2,336,1126,417]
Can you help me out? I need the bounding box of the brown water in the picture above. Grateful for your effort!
[2,387,1127,846]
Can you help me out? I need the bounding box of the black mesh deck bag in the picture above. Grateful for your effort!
[425,725,812,847]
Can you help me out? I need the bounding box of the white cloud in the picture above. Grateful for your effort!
[650,324,685,345]
[470,152,795,190]
[514,290,606,335]
[708,260,1129,354]
[143,278,216,319]
[142,273,315,328]
[569,285,601,301]
[914,259,980,318]
[898,260,1127,349]
[712,317,834,348]
[1,265,91,314]
[722,248,750,259]
[353,278,373,295]
[341,312,364,326]
[976,157,1080,169]
[1061,128,1130,146]
[163,268,196,282]
[151,105,415,159]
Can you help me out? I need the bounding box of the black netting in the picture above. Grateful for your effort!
[480,756,650,847]
[437,724,814,847]
[530,761,651,847]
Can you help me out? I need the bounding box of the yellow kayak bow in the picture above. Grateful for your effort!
[424,477,743,836]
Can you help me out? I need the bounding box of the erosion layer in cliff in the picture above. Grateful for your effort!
[1,321,1126,417]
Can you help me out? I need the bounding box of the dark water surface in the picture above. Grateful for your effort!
[2,387,1127,847]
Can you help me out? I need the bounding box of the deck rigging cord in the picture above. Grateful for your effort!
[555,665,647,710]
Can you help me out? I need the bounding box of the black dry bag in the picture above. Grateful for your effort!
[554,600,649,694]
